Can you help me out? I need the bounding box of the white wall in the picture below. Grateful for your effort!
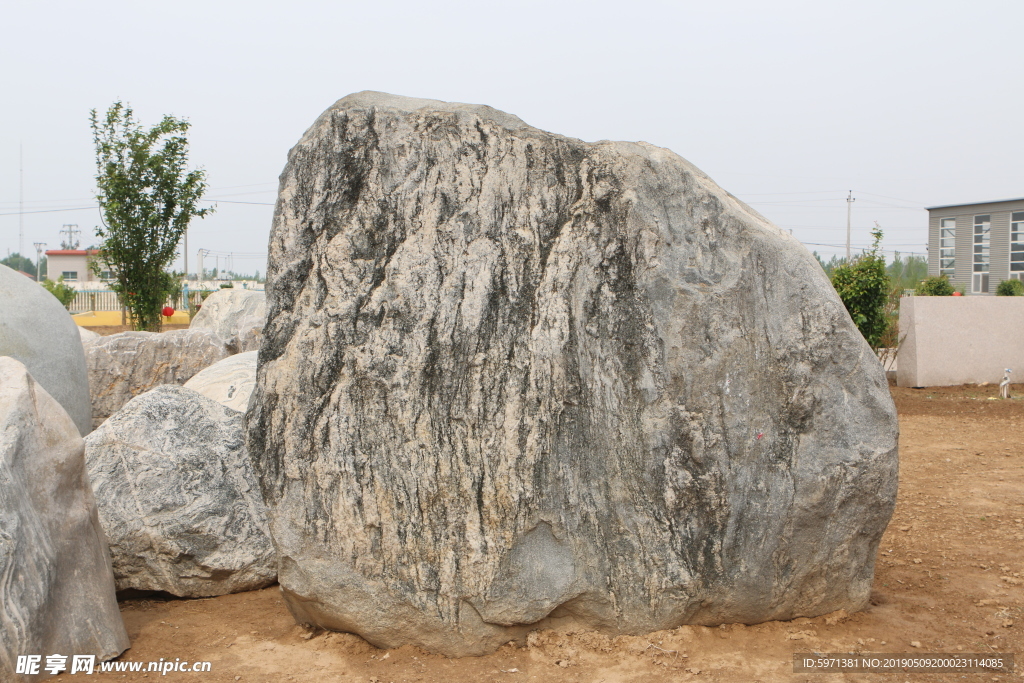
[897,296,1024,387]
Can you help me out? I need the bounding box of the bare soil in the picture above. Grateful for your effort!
[53,385,1024,682]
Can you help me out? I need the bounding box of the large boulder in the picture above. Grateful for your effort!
[247,92,899,656]
[190,288,266,352]
[85,384,275,597]
[184,351,257,412]
[0,358,128,678]
[0,264,92,435]
[83,328,229,424]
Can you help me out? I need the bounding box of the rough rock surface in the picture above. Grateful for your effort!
[248,92,899,656]
[184,351,258,412]
[190,288,266,352]
[84,328,229,423]
[0,357,128,677]
[0,264,93,435]
[232,315,264,354]
[85,384,275,597]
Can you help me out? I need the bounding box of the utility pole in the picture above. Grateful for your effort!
[845,190,856,262]
[198,248,210,285]
[59,224,81,250]
[18,145,24,259]
[33,242,45,282]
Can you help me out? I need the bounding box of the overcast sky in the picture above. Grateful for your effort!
[2,0,1020,277]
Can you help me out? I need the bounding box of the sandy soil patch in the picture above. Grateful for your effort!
[52,384,1023,682]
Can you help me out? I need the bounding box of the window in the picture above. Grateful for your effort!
[939,218,955,276]
[99,270,114,280]
[972,214,990,293]
[61,270,78,281]
[1011,211,1024,281]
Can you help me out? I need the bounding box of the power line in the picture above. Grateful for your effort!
[0,181,276,207]
[0,199,270,216]
[802,240,925,254]
[736,190,847,196]
[18,145,23,259]
[207,200,275,206]
[197,249,267,257]
[0,197,95,207]
[206,189,277,198]
[854,191,928,206]
[0,205,97,217]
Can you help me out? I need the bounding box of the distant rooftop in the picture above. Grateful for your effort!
[925,197,1024,211]
[45,249,101,256]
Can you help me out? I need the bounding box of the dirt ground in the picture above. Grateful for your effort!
[53,384,1023,682]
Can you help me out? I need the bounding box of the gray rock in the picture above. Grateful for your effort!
[85,384,275,597]
[248,92,899,656]
[184,351,257,412]
[190,289,266,352]
[0,264,92,435]
[0,357,128,678]
[78,326,100,342]
[232,314,264,354]
[83,328,229,424]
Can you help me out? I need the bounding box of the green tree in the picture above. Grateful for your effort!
[42,276,77,309]
[90,102,213,331]
[886,252,928,291]
[830,227,890,349]
[996,279,1024,296]
[1,252,37,278]
[916,275,955,296]
[813,251,849,277]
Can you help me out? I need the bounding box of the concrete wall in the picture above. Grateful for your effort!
[897,296,1024,387]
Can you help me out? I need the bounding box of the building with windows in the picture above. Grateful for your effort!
[926,197,1024,294]
[44,249,112,288]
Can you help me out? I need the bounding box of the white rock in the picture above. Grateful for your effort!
[0,264,92,435]
[190,288,266,352]
[184,351,257,411]
[85,384,276,597]
[0,357,128,676]
[78,325,101,341]
[83,328,229,424]
[248,92,899,656]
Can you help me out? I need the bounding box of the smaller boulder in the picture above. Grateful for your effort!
[0,263,92,435]
[0,357,128,677]
[184,351,257,412]
[232,314,264,353]
[84,384,276,597]
[84,328,229,424]
[190,289,266,352]
[78,326,101,342]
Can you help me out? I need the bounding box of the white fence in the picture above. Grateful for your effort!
[68,290,208,315]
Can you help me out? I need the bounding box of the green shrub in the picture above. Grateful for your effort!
[41,277,77,309]
[996,279,1024,296]
[916,275,955,296]
[831,228,890,349]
